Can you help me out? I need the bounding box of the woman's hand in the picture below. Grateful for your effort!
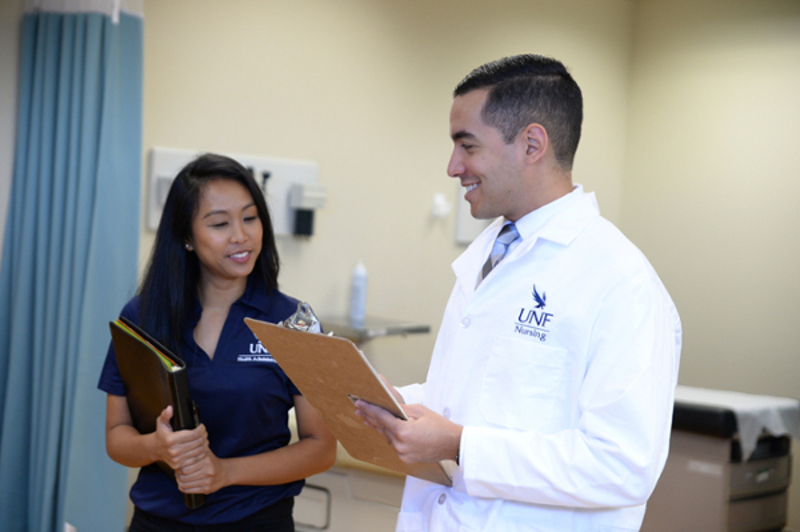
[151,406,208,471]
[106,394,207,470]
[180,395,336,491]
[175,444,231,495]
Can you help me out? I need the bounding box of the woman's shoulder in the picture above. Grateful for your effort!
[118,295,142,323]
[245,280,300,323]
[264,289,300,323]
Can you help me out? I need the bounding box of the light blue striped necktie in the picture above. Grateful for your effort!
[478,222,520,285]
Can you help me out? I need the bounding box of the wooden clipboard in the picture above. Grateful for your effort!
[244,318,453,486]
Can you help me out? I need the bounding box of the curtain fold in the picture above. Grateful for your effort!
[0,6,142,532]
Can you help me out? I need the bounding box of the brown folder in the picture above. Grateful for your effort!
[109,317,204,508]
[244,318,453,486]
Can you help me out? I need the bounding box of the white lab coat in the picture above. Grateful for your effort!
[397,186,681,532]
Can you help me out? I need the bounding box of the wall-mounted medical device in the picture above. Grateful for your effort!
[289,183,327,236]
[147,147,325,237]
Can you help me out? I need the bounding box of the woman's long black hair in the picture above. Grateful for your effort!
[137,153,279,356]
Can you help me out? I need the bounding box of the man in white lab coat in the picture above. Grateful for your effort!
[356,54,682,532]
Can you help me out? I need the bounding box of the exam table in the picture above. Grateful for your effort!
[642,385,800,532]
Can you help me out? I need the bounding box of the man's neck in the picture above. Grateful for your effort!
[511,171,573,221]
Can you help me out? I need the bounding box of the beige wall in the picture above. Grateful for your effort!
[623,0,800,522]
[141,0,635,385]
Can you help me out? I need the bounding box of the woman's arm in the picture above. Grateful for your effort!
[176,395,337,495]
[105,394,208,471]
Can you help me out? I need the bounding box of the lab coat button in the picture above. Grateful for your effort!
[460,317,471,328]
[438,493,446,505]
[443,407,451,419]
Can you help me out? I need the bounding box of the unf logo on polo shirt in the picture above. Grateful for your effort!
[515,285,553,342]
[237,341,277,363]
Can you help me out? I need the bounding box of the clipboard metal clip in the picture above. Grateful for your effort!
[282,302,323,333]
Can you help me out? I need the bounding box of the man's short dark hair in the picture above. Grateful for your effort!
[454,54,583,169]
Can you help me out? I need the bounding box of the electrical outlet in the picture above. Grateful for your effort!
[147,148,319,236]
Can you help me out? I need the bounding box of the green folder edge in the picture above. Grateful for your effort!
[113,318,179,372]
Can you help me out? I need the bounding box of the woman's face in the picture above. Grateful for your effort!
[187,179,263,286]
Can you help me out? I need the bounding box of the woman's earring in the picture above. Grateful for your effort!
[185,243,191,251]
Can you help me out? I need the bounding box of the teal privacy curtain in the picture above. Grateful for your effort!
[0,1,143,531]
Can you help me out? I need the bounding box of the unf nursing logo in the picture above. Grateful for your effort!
[515,284,553,342]
[236,341,277,363]
[533,285,546,309]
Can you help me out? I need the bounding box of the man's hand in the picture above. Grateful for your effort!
[355,400,462,464]
[379,374,404,405]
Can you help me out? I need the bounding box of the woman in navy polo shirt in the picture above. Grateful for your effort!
[99,154,336,531]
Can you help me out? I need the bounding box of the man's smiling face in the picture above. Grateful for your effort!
[447,88,527,222]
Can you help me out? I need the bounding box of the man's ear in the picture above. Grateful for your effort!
[522,123,548,162]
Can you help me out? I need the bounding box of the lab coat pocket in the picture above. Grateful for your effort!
[479,336,567,431]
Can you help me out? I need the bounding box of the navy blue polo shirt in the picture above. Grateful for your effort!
[98,276,303,525]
